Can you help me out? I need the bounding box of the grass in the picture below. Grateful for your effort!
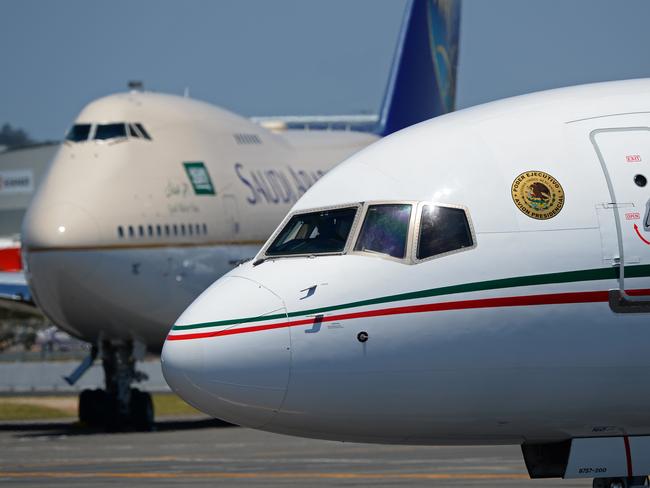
[0,392,202,421]
[152,393,202,417]
[0,402,71,421]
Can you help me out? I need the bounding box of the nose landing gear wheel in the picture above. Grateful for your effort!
[130,389,154,431]
[78,388,108,427]
[77,341,154,431]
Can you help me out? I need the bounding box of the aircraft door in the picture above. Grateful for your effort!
[591,128,650,303]
[223,194,240,235]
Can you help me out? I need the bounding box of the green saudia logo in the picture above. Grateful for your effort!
[183,162,215,195]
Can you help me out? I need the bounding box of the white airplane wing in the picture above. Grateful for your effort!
[251,115,379,132]
[0,271,41,316]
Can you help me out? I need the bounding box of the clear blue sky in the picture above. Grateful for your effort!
[2,0,650,141]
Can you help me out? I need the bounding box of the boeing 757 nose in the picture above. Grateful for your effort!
[162,276,291,428]
[163,79,650,487]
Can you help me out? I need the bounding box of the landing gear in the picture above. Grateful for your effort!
[130,389,154,431]
[72,339,154,431]
[78,388,107,425]
[593,477,649,488]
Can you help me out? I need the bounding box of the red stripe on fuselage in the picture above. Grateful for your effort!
[624,435,634,477]
[167,288,650,341]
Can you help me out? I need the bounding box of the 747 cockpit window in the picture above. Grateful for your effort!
[128,124,140,138]
[135,123,152,140]
[94,123,127,140]
[266,207,357,256]
[66,122,151,142]
[354,204,411,258]
[65,124,91,142]
[417,205,473,260]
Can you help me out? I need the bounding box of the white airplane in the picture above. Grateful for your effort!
[162,78,650,488]
[18,0,461,429]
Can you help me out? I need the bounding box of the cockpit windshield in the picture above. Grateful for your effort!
[266,207,357,256]
[65,124,91,142]
[416,205,473,260]
[354,204,411,258]
[135,123,152,140]
[260,201,475,263]
[94,123,127,140]
[64,122,152,143]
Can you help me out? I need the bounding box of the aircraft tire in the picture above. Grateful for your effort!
[78,389,94,425]
[79,388,108,427]
[104,393,122,432]
[130,389,154,431]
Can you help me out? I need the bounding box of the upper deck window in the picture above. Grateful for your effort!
[94,123,127,140]
[416,205,473,260]
[266,207,357,256]
[65,124,91,142]
[354,204,411,259]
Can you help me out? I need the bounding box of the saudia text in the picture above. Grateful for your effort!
[235,163,326,205]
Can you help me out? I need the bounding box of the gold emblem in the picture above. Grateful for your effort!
[511,171,565,220]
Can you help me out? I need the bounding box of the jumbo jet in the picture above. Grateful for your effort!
[162,78,650,488]
[16,0,461,429]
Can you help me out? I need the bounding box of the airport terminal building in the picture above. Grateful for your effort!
[0,143,59,237]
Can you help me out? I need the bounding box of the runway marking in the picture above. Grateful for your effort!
[0,470,530,480]
[0,455,182,469]
[0,457,522,472]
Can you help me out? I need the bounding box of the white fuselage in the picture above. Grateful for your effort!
[162,79,650,446]
[22,92,378,350]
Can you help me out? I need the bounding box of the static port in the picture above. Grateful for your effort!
[634,174,647,187]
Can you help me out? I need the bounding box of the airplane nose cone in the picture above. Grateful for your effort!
[162,276,290,428]
[20,201,103,339]
[22,201,100,250]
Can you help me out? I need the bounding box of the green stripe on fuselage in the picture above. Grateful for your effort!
[171,264,650,331]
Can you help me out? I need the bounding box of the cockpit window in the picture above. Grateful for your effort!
[128,124,140,138]
[65,124,91,142]
[266,207,357,256]
[135,123,152,140]
[354,204,411,259]
[416,205,473,260]
[94,123,127,140]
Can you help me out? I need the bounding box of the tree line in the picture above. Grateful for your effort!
[0,123,36,149]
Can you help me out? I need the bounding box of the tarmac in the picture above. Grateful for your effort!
[0,419,592,487]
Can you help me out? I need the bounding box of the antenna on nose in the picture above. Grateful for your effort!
[128,80,144,92]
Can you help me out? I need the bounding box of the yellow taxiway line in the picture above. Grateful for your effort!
[0,471,529,480]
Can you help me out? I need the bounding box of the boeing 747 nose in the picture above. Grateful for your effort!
[22,201,100,251]
[15,0,460,430]
[162,276,291,428]
[22,184,104,337]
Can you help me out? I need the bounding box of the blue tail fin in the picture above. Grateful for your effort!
[377,0,461,136]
